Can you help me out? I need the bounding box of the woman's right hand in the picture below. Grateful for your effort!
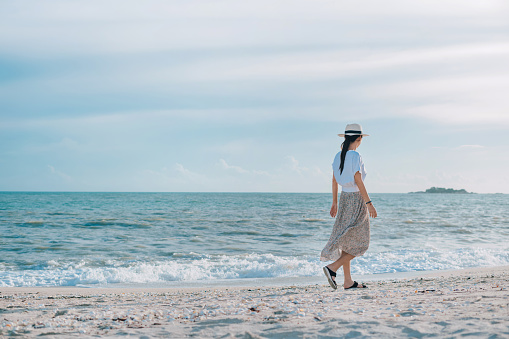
[330,203,338,218]
[368,204,377,218]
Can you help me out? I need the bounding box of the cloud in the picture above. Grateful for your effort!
[285,156,327,178]
[219,159,270,176]
[431,145,486,151]
[47,165,72,182]
[286,156,302,175]
[143,164,204,183]
[3,40,508,127]
[456,145,484,150]
[406,104,509,126]
[195,42,509,82]
[366,71,509,126]
[175,163,193,176]
[137,164,209,191]
[1,0,507,58]
[139,156,329,192]
[174,163,208,183]
[219,159,249,174]
[0,108,318,128]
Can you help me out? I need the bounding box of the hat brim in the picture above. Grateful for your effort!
[338,133,369,137]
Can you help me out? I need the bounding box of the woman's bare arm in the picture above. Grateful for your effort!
[354,172,377,218]
[330,175,338,217]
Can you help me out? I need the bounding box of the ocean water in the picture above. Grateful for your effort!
[0,192,508,287]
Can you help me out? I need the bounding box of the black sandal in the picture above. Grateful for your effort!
[344,281,367,290]
[323,266,337,290]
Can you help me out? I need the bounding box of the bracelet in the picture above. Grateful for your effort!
[365,201,372,205]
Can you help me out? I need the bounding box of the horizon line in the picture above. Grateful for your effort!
[0,190,506,194]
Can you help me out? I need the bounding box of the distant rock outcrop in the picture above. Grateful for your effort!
[410,187,471,194]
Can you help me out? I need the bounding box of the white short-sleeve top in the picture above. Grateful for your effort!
[332,150,367,192]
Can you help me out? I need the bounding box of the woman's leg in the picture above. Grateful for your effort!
[341,259,354,288]
[326,252,364,288]
[332,252,366,288]
[326,251,354,281]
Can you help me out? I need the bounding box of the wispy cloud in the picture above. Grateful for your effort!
[456,145,484,150]
[285,156,327,178]
[219,159,249,174]
[194,42,509,82]
[1,1,507,57]
[367,71,509,126]
[219,159,270,176]
[139,164,209,191]
[47,165,72,182]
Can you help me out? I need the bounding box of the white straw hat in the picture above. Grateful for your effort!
[337,123,369,137]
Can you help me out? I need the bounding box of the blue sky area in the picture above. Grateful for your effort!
[1,0,508,193]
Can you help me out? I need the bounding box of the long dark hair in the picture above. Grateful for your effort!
[339,135,362,174]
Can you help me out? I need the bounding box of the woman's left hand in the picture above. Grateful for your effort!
[368,204,377,218]
[330,203,338,218]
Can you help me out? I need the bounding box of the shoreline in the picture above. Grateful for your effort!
[1,265,506,292]
[1,265,508,337]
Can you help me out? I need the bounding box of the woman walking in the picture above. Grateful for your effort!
[321,123,377,290]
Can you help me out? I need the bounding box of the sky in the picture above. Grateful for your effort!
[1,0,508,193]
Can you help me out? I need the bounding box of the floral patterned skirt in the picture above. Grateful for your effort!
[320,191,370,261]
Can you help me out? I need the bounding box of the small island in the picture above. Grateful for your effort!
[410,187,472,194]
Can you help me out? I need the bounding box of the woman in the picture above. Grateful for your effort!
[321,123,377,290]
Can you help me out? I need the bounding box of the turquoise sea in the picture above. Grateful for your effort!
[0,192,508,287]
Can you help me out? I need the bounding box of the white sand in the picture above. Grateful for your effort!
[1,266,508,338]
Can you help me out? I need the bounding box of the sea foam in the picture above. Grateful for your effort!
[1,248,508,287]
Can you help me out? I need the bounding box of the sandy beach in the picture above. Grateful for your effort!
[1,266,508,338]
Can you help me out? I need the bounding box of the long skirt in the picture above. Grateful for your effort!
[320,191,370,261]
